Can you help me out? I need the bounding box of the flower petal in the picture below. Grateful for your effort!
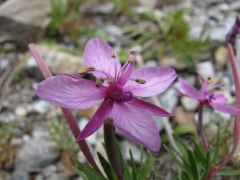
[178,77,203,100]
[36,75,106,109]
[109,102,161,151]
[123,66,177,97]
[84,38,121,79]
[211,94,228,104]
[130,97,173,117]
[210,103,240,114]
[77,98,114,141]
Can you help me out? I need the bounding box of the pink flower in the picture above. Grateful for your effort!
[178,73,240,114]
[36,38,177,151]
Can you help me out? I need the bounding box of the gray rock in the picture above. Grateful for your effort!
[12,170,29,180]
[30,100,52,114]
[92,2,115,14]
[197,61,215,78]
[120,140,146,164]
[154,117,164,132]
[15,105,28,117]
[105,25,123,44]
[0,0,51,49]
[181,96,199,111]
[145,60,158,67]
[15,138,59,170]
[158,87,178,113]
[27,44,85,75]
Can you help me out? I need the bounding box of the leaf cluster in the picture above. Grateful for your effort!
[73,141,155,180]
[165,133,240,180]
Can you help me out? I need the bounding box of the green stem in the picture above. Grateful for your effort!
[104,118,123,180]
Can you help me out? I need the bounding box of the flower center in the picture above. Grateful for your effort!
[106,82,133,102]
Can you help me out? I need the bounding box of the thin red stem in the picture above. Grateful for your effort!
[212,43,240,176]
[28,44,101,174]
[198,103,209,152]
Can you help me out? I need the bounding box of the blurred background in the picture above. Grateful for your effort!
[0,0,240,179]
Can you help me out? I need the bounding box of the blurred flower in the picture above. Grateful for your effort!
[178,73,240,114]
[36,38,177,151]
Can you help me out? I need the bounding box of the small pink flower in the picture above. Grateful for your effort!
[36,38,177,151]
[178,73,240,114]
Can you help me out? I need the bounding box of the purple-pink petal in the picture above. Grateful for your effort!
[109,102,161,151]
[77,98,114,141]
[210,102,240,114]
[178,77,203,100]
[123,66,177,97]
[211,94,228,104]
[130,97,173,117]
[83,38,121,79]
[36,75,106,109]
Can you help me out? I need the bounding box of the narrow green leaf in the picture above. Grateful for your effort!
[187,149,200,180]
[217,170,240,176]
[129,149,137,180]
[213,124,220,164]
[173,134,189,159]
[140,146,144,165]
[163,145,184,169]
[74,159,107,180]
[151,173,155,180]
[181,171,192,180]
[72,167,89,180]
[201,152,211,180]
[138,155,154,180]
[97,152,116,180]
[171,169,180,180]
[115,141,132,180]
[192,138,206,167]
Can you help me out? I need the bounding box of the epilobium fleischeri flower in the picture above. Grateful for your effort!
[178,73,240,114]
[36,38,177,151]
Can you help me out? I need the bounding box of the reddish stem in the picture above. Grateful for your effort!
[198,103,209,152]
[212,43,240,176]
[28,44,101,174]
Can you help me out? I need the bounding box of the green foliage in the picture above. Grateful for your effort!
[0,121,18,144]
[46,118,76,152]
[126,8,210,67]
[74,140,154,180]
[109,0,137,15]
[48,0,68,35]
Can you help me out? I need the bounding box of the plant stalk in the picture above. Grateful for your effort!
[28,44,101,174]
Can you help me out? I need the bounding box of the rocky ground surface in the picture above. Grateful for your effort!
[1,0,240,179]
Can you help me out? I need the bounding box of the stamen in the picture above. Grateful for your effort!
[128,55,135,62]
[108,77,115,83]
[78,69,87,75]
[96,77,104,87]
[111,51,116,58]
[135,78,146,84]
[207,77,212,84]
[86,66,95,71]
[129,47,136,54]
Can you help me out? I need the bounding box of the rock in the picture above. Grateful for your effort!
[12,170,30,180]
[26,44,85,75]
[78,118,97,145]
[194,106,213,125]
[15,105,28,117]
[92,2,115,14]
[229,1,240,11]
[78,106,96,119]
[145,60,158,67]
[10,137,23,147]
[159,56,187,71]
[154,117,164,132]
[15,138,59,170]
[214,46,228,68]
[0,0,51,50]
[120,140,146,164]
[138,0,157,10]
[158,87,178,113]
[105,25,123,44]
[180,96,199,111]
[197,61,215,78]
[29,100,51,114]
[173,106,197,134]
